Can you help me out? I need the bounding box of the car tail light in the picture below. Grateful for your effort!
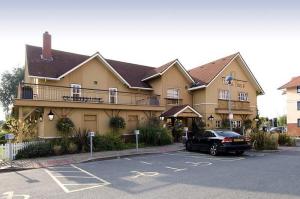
[222,137,232,143]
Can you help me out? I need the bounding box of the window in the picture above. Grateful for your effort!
[219,90,229,100]
[167,88,179,105]
[70,84,81,98]
[215,120,221,128]
[236,121,242,128]
[238,92,248,101]
[167,88,179,99]
[298,119,300,127]
[298,101,300,110]
[297,86,300,93]
[232,121,237,128]
[109,88,117,104]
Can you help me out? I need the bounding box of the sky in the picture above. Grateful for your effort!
[0,0,300,120]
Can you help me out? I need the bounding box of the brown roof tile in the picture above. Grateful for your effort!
[160,105,190,117]
[279,76,300,89]
[189,53,238,85]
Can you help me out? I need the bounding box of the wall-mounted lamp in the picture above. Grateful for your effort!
[208,115,214,121]
[39,114,43,122]
[159,116,164,121]
[48,110,54,121]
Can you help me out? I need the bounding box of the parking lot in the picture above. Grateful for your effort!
[1,149,300,199]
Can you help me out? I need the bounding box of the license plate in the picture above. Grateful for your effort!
[234,138,244,142]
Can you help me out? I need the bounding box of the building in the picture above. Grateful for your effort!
[13,32,264,138]
[279,77,300,136]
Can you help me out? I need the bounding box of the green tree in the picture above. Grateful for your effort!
[277,115,287,126]
[0,67,24,113]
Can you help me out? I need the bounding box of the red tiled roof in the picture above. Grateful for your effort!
[279,76,300,89]
[189,53,238,85]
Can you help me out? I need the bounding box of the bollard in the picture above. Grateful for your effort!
[134,130,140,151]
[5,133,15,168]
[88,132,95,158]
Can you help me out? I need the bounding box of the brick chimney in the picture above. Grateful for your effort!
[41,31,53,61]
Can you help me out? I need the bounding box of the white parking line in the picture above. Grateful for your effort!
[165,166,187,172]
[140,161,152,165]
[185,161,213,166]
[45,164,110,193]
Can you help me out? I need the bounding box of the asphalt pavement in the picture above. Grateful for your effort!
[0,148,300,199]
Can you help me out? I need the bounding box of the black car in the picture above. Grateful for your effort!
[185,130,251,156]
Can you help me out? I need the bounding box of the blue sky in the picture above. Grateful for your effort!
[1,0,300,119]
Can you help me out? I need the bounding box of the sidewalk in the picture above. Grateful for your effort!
[0,143,184,171]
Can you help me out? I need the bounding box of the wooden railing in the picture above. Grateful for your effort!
[17,83,160,106]
[216,99,251,111]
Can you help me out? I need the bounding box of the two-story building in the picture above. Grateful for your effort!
[13,32,264,138]
[279,77,300,136]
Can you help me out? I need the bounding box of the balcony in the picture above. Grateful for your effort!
[15,83,163,110]
[215,99,252,114]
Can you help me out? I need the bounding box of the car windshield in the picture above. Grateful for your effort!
[215,131,240,137]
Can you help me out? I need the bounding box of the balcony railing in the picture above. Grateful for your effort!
[17,83,160,106]
[216,99,251,111]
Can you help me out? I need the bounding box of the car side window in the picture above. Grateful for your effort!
[204,131,215,137]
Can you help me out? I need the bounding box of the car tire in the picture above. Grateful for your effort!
[209,144,218,156]
[235,151,244,156]
[186,140,193,151]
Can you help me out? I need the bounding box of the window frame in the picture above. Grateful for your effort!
[298,119,300,127]
[215,120,221,128]
[70,84,81,98]
[297,86,300,93]
[166,88,180,105]
[238,92,248,101]
[109,88,118,104]
[298,101,300,110]
[219,89,229,100]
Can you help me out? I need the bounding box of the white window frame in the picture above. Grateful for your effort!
[236,121,241,128]
[70,84,81,98]
[215,120,221,128]
[238,92,248,101]
[219,89,229,100]
[167,88,179,105]
[109,88,118,104]
[232,121,237,128]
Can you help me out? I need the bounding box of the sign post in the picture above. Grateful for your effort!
[134,130,140,151]
[5,133,15,168]
[88,132,95,158]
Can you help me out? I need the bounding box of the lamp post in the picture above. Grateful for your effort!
[225,75,233,131]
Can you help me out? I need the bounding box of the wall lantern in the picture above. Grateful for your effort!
[159,116,164,121]
[208,115,214,121]
[48,110,54,121]
[39,114,43,122]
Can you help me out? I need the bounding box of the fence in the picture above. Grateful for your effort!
[0,140,44,160]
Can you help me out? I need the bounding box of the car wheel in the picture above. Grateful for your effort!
[235,151,244,156]
[209,144,218,156]
[186,140,193,151]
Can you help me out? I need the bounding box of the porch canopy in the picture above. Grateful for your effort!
[160,105,202,118]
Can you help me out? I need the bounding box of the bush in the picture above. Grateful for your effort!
[67,142,78,154]
[72,128,90,152]
[250,131,278,150]
[53,145,63,155]
[15,142,52,159]
[278,134,296,146]
[0,131,6,144]
[139,125,173,146]
[56,118,75,137]
[93,134,124,151]
[109,116,126,133]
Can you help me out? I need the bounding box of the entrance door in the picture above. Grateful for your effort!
[84,114,97,132]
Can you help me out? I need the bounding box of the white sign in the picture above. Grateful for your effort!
[88,132,95,137]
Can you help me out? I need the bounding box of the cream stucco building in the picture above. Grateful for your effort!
[13,32,264,138]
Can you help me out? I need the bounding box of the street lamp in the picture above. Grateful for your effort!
[225,75,233,131]
[48,109,54,121]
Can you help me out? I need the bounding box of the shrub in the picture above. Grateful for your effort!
[56,118,75,137]
[67,142,78,154]
[278,134,296,146]
[244,119,253,130]
[72,128,90,152]
[139,125,173,146]
[109,116,126,134]
[250,131,278,150]
[53,145,63,155]
[15,142,52,159]
[93,134,124,151]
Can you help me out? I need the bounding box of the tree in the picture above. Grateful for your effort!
[0,67,24,113]
[277,115,287,126]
